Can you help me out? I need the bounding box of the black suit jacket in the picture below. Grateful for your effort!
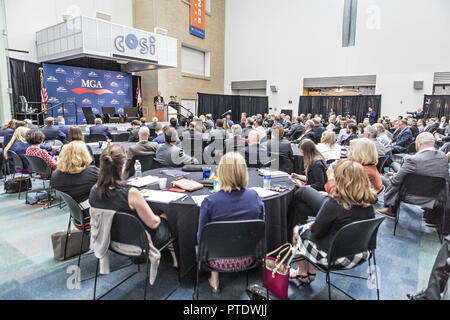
[41,126,67,143]
[267,138,294,174]
[294,130,315,144]
[89,125,112,139]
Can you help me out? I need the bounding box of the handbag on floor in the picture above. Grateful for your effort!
[4,176,32,194]
[26,191,52,205]
[51,229,91,261]
[246,284,280,300]
[262,243,294,300]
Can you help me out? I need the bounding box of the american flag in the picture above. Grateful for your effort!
[40,68,48,112]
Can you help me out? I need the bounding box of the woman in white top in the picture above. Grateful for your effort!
[316,131,341,162]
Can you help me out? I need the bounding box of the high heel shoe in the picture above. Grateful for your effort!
[208,278,221,295]
[289,268,310,285]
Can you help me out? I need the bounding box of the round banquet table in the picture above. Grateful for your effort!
[89,142,136,166]
[136,166,296,280]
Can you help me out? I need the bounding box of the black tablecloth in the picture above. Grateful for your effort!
[137,167,295,279]
[83,131,130,142]
[89,142,135,166]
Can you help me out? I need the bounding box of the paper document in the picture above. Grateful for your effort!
[139,190,187,204]
[191,195,209,207]
[128,175,160,188]
[249,187,279,198]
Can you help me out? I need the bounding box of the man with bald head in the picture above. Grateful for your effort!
[124,126,159,179]
[377,132,449,219]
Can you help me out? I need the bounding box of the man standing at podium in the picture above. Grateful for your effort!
[154,91,165,121]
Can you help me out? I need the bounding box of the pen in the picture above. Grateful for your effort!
[180,195,188,202]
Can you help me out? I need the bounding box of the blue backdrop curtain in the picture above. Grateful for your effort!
[197,93,269,122]
[423,95,450,119]
[298,95,382,123]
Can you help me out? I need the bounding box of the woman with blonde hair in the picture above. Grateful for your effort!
[316,131,341,162]
[51,141,99,230]
[197,152,265,294]
[325,138,383,194]
[290,159,377,284]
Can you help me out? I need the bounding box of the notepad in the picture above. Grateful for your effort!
[160,169,188,177]
[139,190,187,204]
[257,170,289,178]
[128,175,160,188]
[191,195,209,207]
[249,187,279,198]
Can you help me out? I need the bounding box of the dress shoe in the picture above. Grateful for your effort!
[407,289,428,300]
[376,208,397,219]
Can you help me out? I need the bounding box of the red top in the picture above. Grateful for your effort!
[25,146,57,179]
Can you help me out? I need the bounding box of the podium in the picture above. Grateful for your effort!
[155,103,165,122]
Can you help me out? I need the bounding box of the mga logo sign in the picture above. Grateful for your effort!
[72,79,113,95]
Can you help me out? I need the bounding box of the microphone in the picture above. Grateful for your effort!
[220,110,232,117]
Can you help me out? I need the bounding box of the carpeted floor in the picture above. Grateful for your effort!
[0,177,442,300]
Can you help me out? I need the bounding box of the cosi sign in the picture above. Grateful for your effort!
[113,33,157,60]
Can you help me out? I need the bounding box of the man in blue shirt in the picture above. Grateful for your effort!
[152,124,165,144]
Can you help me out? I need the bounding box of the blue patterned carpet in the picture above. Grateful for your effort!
[0,178,442,300]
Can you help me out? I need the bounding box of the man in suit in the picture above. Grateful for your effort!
[366,107,376,125]
[312,118,326,144]
[89,118,112,140]
[209,119,228,142]
[293,120,316,144]
[377,132,449,219]
[391,119,413,154]
[283,115,292,129]
[267,126,294,173]
[285,116,305,141]
[408,117,419,139]
[124,126,158,179]
[127,120,141,142]
[364,125,388,158]
[425,118,439,134]
[341,123,359,147]
[41,117,67,144]
[245,130,269,168]
[242,118,255,139]
[155,127,199,167]
[56,116,70,137]
[147,117,159,131]
[24,119,39,131]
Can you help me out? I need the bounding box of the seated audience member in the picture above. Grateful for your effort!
[140,117,147,127]
[89,118,112,140]
[245,130,269,168]
[374,123,392,149]
[341,123,359,147]
[155,127,199,167]
[170,117,179,129]
[223,117,231,132]
[417,119,425,134]
[152,124,165,144]
[291,139,328,191]
[242,118,255,139]
[147,117,159,130]
[209,119,228,141]
[56,116,70,137]
[290,160,377,283]
[225,124,246,153]
[312,118,326,144]
[286,116,305,141]
[408,118,419,139]
[124,126,158,179]
[284,115,292,129]
[51,141,98,230]
[24,118,39,131]
[2,119,16,147]
[267,126,294,174]
[336,120,349,145]
[391,119,413,154]
[316,131,341,162]
[89,144,177,266]
[425,118,439,134]
[226,114,234,127]
[293,120,316,144]
[25,129,57,179]
[205,114,214,129]
[41,117,67,144]
[407,235,450,300]
[254,118,267,142]
[127,120,141,142]
[377,132,449,219]
[197,152,265,294]
[325,139,383,194]
[364,125,388,158]
[445,120,450,136]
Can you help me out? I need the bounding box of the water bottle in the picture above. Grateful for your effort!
[263,169,272,190]
[134,160,142,178]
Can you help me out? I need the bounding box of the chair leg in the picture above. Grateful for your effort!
[326,272,332,300]
[246,270,249,288]
[393,205,400,236]
[193,264,200,300]
[63,218,72,261]
[373,252,380,300]
[77,229,85,269]
[144,258,150,300]
[93,259,99,300]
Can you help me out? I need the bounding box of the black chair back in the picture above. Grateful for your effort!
[102,107,118,116]
[407,142,416,154]
[328,217,385,265]
[401,174,447,199]
[198,220,266,264]
[7,150,24,171]
[58,191,86,229]
[377,156,388,173]
[24,155,52,177]
[82,107,96,125]
[89,134,107,143]
[110,212,149,255]
[124,107,139,118]
[116,132,130,142]
[128,154,161,177]
[149,129,156,138]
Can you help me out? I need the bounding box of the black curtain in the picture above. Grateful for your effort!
[423,95,450,119]
[198,93,269,122]
[9,58,41,114]
[298,95,382,123]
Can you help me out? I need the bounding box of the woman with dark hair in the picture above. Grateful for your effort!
[25,129,57,179]
[89,144,177,266]
[291,139,328,191]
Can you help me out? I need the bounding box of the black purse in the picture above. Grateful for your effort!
[246,284,280,300]
[4,176,32,194]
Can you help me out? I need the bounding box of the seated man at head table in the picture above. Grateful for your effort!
[89,118,112,140]
[377,132,449,220]
[124,126,158,179]
[155,126,199,167]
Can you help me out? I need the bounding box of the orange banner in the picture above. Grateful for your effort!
[190,0,205,39]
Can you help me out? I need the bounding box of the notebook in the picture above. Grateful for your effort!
[128,175,160,188]
[249,187,279,198]
[139,190,186,204]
